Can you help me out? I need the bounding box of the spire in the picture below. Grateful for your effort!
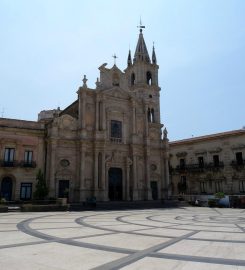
[127,49,132,66]
[152,43,157,64]
[134,23,150,63]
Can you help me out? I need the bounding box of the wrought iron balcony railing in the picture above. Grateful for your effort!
[172,162,224,174]
[231,160,245,167]
[0,160,18,167]
[19,161,37,168]
[0,160,36,168]
[110,137,122,143]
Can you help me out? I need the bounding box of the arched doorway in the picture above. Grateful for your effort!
[108,168,123,201]
[1,177,13,201]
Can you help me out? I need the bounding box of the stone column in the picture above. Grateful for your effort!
[79,143,86,201]
[131,99,136,134]
[102,97,106,131]
[101,152,106,200]
[145,150,152,200]
[126,163,130,201]
[94,151,99,198]
[133,155,138,200]
[78,89,87,130]
[95,96,99,130]
[165,157,170,198]
[49,139,57,197]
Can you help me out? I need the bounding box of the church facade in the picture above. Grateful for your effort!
[0,29,244,203]
[0,29,170,202]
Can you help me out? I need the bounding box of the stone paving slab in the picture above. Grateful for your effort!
[0,207,245,269]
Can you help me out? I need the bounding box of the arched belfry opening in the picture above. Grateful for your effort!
[131,73,135,86]
[146,71,152,85]
[148,108,155,123]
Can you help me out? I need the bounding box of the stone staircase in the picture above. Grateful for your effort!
[69,199,188,211]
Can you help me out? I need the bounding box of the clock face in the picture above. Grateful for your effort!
[60,159,70,167]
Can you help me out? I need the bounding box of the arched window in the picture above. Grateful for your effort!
[148,108,155,123]
[151,108,155,123]
[131,73,135,86]
[148,108,151,122]
[146,71,152,85]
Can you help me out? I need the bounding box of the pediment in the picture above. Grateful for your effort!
[54,114,78,130]
[102,87,132,100]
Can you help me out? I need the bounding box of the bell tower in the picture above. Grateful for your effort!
[125,24,159,90]
[125,23,161,125]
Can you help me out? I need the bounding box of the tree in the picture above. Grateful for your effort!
[215,192,225,200]
[34,169,48,200]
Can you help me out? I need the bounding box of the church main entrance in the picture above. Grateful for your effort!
[108,168,123,201]
[58,180,69,199]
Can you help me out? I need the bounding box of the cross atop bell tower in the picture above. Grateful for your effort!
[137,18,145,33]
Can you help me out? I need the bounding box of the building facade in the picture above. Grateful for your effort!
[0,28,244,203]
[169,129,245,196]
[0,29,169,202]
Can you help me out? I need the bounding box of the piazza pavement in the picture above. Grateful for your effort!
[0,207,245,269]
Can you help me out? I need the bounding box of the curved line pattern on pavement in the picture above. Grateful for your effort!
[14,209,245,269]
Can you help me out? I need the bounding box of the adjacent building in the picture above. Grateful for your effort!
[169,129,245,196]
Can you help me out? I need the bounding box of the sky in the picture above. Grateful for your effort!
[0,0,244,141]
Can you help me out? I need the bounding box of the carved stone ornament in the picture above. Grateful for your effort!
[231,144,245,150]
[208,147,222,153]
[195,150,207,155]
[176,151,187,158]
[151,164,157,171]
[60,159,70,167]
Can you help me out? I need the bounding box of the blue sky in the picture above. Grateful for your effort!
[0,0,244,140]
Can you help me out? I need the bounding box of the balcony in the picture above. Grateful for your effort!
[110,137,122,144]
[20,161,37,168]
[0,160,18,167]
[173,162,224,174]
[0,160,36,168]
[231,160,245,169]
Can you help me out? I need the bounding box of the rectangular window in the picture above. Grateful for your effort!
[110,120,122,142]
[213,155,220,167]
[198,156,204,168]
[24,151,33,164]
[200,182,206,193]
[4,148,15,162]
[236,152,243,165]
[4,148,15,166]
[20,183,32,200]
[179,158,185,169]
[239,181,245,193]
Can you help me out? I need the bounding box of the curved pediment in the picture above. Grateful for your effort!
[54,114,78,130]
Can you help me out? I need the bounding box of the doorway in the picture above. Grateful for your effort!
[151,181,158,200]
[1,177,13,201]
[108,168,123,201]
[58,180,69,199]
